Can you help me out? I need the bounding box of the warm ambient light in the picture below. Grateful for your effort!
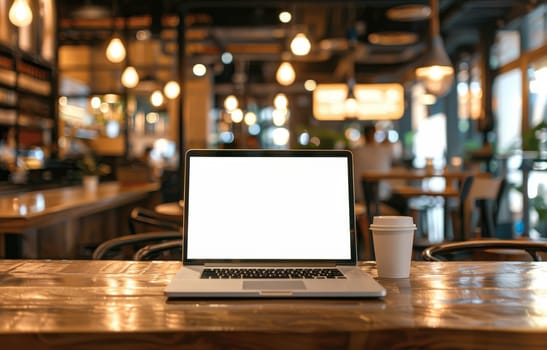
[304,79,317,91]
[415,47,454,96]
[224,95,238,111]
[230,108,244,123]
[415,0,454,97]
[150,90,164,107]
[276,62,296,86]
[121,66,139,88]
[273,93,288,109]
[290,33,311,56]
[244,112,257,125]
[163,81,181,99]
[9,0,33,27]
[279,11,292,23]
[192,64,207,77]
[344,96,358,117]
[313,83,405,121]
[105,37,126,63]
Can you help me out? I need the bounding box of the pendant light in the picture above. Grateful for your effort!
[163,81,181,99]
[273,93,288,110]
[344,78,357,118]
[415,0,454,97]
[290,33,311,56]
[106,37,126,63]
[150,90,164,107]
[9,0,33,27]
[276,61,296,86]
[224,95,238,111]
[121,66,139,88]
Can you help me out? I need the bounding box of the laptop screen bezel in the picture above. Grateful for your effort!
[182,149,357,266]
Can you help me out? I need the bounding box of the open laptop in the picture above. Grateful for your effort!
[164,149,386,298]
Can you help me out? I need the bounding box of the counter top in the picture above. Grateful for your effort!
[0,181,160,232]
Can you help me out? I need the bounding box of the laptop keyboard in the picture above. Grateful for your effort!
[200,268,346,279]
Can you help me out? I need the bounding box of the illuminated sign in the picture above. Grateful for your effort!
[313,83,405,120]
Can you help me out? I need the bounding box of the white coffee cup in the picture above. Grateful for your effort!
[370,216,416,278]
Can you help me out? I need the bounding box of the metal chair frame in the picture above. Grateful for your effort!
[422,240,547,262]
[133,239,183,261]
[128,206,181,234]
[92,231,182,260]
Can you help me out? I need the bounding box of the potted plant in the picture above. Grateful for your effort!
[77,154,111,191]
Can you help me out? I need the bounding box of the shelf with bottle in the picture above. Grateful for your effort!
[16,58,52,97]
[0,51,16,88]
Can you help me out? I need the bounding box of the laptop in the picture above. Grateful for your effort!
[164,149,386,298]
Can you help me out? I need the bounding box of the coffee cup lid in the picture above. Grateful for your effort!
[372,215,414,226]
[369,224,416,231]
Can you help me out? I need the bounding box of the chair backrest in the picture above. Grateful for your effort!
[92,231,182,260]
[133,239,183,261]
[128,206,181,234]
[463,176,506,239]
[422,240,547,261]
[453,175,475,241]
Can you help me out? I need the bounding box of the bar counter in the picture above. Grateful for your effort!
[0,260,546,349]
[0,182,161,258]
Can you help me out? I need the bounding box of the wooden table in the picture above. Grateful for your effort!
[0,259,546,349]
[0,182,160,258]
[361,169,480,242]
[361,168,474,217]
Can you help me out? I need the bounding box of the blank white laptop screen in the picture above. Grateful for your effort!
[186,155,352,260]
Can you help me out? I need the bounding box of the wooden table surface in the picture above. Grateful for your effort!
[0,260,546,349]
[0,182,160,229]
[360,168,483,182]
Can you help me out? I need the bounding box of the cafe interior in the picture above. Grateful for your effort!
[0,0,546,258]
[0,0,547,259]
[1,1,547,348]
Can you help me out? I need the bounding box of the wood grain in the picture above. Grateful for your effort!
[0,260,546,349]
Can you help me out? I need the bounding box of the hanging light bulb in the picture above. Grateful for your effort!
[163,81,181,99]
[230,108,244,123]
[106,37,126,63]
[344,96,358,118]
[150,90,164,107]
[9,0,33,27]
[415,0,454,97]
[344,78,358,118]
[224,95,238,111]
[276,62,296,86]
[121,66,139,88]
[244,112,257,126]
[273,93,288,109]
[290,33,311,56]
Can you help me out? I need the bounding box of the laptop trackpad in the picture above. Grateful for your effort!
[243,281,306,290]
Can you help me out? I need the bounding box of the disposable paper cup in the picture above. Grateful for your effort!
[370,216,416,278]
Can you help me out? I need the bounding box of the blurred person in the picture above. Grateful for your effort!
[351,124,406,214]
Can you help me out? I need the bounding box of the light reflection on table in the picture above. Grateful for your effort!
[0,260,546,349]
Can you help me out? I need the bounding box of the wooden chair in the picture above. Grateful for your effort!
[128,206,181,234]
[462,177,506,239]
[92,231,182,260]
[421,240,547,261]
